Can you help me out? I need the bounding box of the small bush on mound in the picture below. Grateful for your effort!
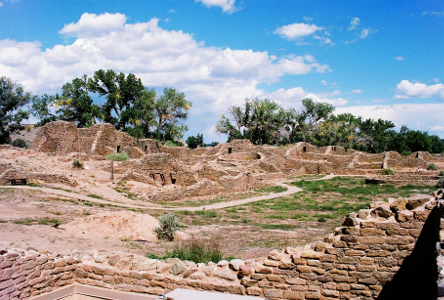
[155,214,180,241]
[381,168,395,175]
[106,152,129,161]
[440,170,444,176]
[437,177,444,188]
[12,138,27,148]
[401,151,412,156]
[72,158,83,169]
[164,140,184,147]
[147,237,223,264]
[428,163,438,171]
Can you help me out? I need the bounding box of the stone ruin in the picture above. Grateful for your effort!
[18,121,444,201]
[1,190,444,299]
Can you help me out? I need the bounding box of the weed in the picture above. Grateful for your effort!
[88,194,103,199]
[0,219,7,223]
[72,158,83,169]
[194,211,218,218]
[381,168,395,175]
[255,186,288,193]
[155,214,180,241]
[106,152,129,161]
[266,214,286,220]
[428,163,438,171]
[83,201,93,206]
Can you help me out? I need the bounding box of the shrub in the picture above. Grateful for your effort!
[72,158,83,169]
[164,140,184,147]
[427,163,438,171]
[155,214,180,241]
[12,138,27,148]
[146,237,223,264]
[106,152,129,161]
[381,168,395,175]
[401,151,412,156]
[440,170,444,176]
[436,177,444,188]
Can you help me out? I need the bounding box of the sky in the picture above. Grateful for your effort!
[1,0,443,143]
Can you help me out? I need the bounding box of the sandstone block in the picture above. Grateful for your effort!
[322,289,340,297]
[213,268,237,281]
[284,290,301,299]
[246,287,262,296]
[305,291,322,299]
[264,289,283,298]
[252,263,273,274]
[238,265,254,277]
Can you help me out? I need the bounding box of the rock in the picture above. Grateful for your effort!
[165,258,181,264]
[170,262,187,275]
[395,210,414,222]
[268,250,286,261]
[371,205,394,219]
[217,260,229,267]
[406,194,431,210]
[107,254,121,266]
[138,259,159,271]
[201,265,217,276]
[190,271,205,280]
[229,259,245,271]
[343,213,358,226]
[239,265,254,277]
[183,267,199,278]
[314,241,326,252]
[213,268,237,281]
[389,198,407,212]
[156,263,172,273]
[285,247,300,255]
[252,262,273,274]
[301,250,322,259]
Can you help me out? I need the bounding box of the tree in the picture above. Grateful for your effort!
[57,75,100,127]
[405,130,432,152]
[430,135,444,153]
[216,98,286,145]
[152,87,192,142]
[0,77,31,144]
[88,69,146,131]
[187,133,204,149]
[314,113,362,149]
[357,118,395,153]
[30,94,58,127]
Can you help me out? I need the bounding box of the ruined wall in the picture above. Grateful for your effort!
[31,121,79,155]
[365,175,440,187]
[2,193,442,300]
[387,157,428,169]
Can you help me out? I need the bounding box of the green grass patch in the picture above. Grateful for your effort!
[254,223,300,231]
[194,211,218,218]
[255,185,288,193]
[266,214,286,220]
[87,194,103,199]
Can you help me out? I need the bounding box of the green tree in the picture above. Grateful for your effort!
[58,75,100,127]
[216,98,286,145]
[152,87,192,142]
[405,130,432,152]
[430,135,444,153]
[357,118,395,153]
[315,113,362,149]
[30,94,58,127]
[88,69,146,131]
[0,77,31,144]
[187,133,204,149]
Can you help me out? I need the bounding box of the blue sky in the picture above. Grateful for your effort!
[1,0,443,143]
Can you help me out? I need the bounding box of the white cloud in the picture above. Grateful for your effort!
[331,90,341,96]
[360,28,371,39]
[274,23,323,40]
[352,89,363,94]
[0,3,3,7]
[432,126,444,131]
[169,9,177,13]
[394,56,406,61]
[196,0,238,13]
[321,80,327,85]
[58,13,127,38]
[422,11,444,17]
[348,17,360,30]
[303,16,313,21]
[395,80,444,100]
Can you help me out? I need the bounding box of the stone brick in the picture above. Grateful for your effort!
[283,290,301,299]
[285,278,306,285]
[246,287,262,296]
[266,275,282,282]
[264,288,283,298]
[322,289,340,297]
[344,250,366,256]
[337,283,351,291]
[305,291,322,299]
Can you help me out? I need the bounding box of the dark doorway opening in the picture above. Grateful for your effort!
[228,147,232,154]
[116,145,121,153]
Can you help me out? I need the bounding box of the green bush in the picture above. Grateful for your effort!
[163,140,184,147]
[436,177,444,188]
[427,163,438,171]
[146,237,223,264]
[401,151,412,156]
[72,158,83,169]
[12,138,27,148]
[440,170,444,176]
[155,214,180,241]
[381,168,395,175]
[106,152,129,161]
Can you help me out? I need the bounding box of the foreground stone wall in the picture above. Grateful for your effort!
[1,192,443,300]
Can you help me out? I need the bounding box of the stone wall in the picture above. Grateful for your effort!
[2,193,443,300]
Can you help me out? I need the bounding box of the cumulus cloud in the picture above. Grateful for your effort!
[348,17,360,30]
[196,0,238,13]
[59,13,127,38]
[394,56,406,61]
[0,3,3,7]
[360,28,371,39]
[274,23,323,40]
[352,89,363,94]
[395,80,444,100]
[432,126,444,131]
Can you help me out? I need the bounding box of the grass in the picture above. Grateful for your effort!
[146,237,224,264]
[255,185,288,193]
[87,194,103,199]
[13,217,61,226]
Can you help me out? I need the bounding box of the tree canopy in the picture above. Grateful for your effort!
[30,70,191,143]
[216,97,444,153]
[0,76,31,144]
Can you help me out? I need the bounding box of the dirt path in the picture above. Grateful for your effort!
[0,181,302,211]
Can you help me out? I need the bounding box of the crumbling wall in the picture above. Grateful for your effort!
[2,193,442,300]
[31,121,79,155]
[387,157,428,169]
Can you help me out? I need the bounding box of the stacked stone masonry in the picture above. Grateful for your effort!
[1,192,443,300]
